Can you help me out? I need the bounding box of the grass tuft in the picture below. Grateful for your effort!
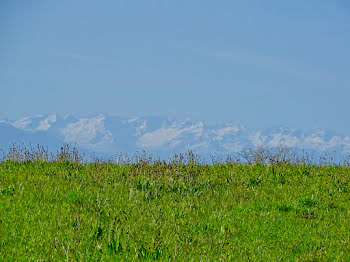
[0,145,350,260]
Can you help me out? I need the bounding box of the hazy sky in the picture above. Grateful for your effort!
[1,1,349,133]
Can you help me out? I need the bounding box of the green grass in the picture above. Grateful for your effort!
[1,161,350,260]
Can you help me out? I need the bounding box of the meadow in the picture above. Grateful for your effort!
[0,146,349,260]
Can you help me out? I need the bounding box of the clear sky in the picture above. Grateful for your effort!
[1,1,350,133]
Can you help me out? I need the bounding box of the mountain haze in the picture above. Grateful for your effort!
[1,114,350,159]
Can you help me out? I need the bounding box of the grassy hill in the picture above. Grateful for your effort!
[1,153,350,260]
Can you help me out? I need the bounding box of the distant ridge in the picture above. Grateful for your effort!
[1,114,349,158]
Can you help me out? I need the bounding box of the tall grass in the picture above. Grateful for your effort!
[1,143,349,166]
[0,145,350,260]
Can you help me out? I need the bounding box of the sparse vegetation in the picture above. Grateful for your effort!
[0,145,350,260]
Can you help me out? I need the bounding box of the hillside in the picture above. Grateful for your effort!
[1,160,349,260]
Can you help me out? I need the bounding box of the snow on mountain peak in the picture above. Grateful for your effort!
[61,115,113,149]
[12,116,32,130]
[37,114,57,131]
[212,125,242,141]
[2,114,350,157]
[127,117,139,123]
[137,119,205,149]
[10,114,58,131]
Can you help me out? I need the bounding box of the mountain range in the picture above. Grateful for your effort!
[1,114,350,159]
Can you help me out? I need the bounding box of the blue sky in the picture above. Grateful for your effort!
[1,0,350,133]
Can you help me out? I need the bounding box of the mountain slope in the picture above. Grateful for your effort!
[1,114,350,157]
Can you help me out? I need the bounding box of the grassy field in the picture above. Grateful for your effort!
[1,155,350,260]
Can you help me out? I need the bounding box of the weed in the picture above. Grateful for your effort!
[0,146,350,260]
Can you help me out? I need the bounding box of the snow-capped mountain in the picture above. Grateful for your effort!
[1,114,350,158]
